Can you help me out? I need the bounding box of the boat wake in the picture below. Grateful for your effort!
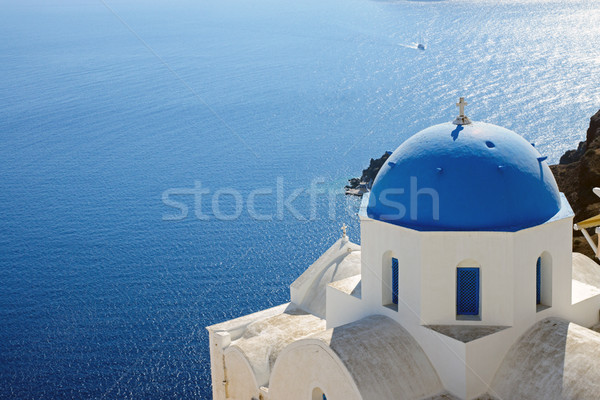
[398,42,426,50]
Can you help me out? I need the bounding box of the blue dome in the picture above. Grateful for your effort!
[367,122,561,231]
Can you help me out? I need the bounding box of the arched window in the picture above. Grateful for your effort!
[381,252,399,310]
[312,387,327,400]
[456,261,480,319]
[537,253,552,310]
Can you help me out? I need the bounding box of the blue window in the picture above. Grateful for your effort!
[457,267,480,316]
[536,257,541,305]
[322,395,327,400]
[392,257,399,305]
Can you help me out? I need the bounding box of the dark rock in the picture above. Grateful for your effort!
[586,109,600,144]
[345,177,360,190]
[559,141,586,164]
[346,151,392,192]
[558,110,600,165]
[550,109,600,258]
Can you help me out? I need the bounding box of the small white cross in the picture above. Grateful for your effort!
[453,97,472,125]
[341,223,347,237]
[456,97,468,117]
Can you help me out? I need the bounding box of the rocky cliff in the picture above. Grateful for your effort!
[550,109,600,258]
[345,151,391,194]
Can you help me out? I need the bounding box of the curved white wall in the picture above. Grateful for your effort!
[268,340,362,400]
[223,348,261,400]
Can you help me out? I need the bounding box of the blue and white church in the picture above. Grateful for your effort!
[207,99,600,400]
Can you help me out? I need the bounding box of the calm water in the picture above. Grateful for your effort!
[1,0,599,398]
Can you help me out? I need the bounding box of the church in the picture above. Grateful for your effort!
[206,99,600,400]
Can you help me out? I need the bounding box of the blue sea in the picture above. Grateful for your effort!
[1,0,599,398]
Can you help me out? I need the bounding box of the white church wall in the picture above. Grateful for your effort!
[411,326,468,399]
[419,231,514,326]
[325,284,369,329]
[458,214,581,399]
[566,252,600,328]
[415,325,535,399]
[512,217,574,326]
[359,216,422,321]
[567,295,600,328]
[352,209,586,400]
[463,327,520,399]
[208,331,230,400]
[222,348,261,400]
[289,237,360,316]
[206,304,291,400]
[268,339,362,400]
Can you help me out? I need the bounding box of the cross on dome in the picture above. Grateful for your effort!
[341,223,348,238]
[457,97,467,116]
[453,97,472,125]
